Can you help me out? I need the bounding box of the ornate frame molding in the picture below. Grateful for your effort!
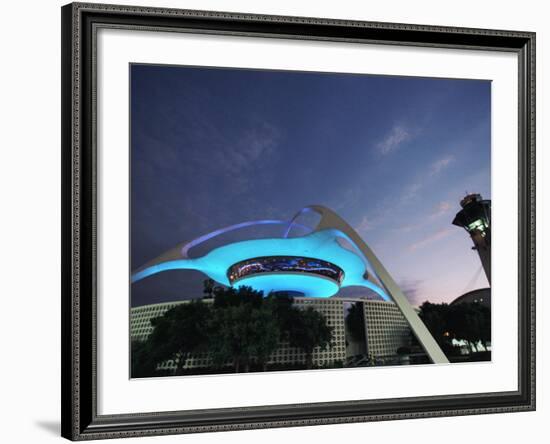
[61,2,535,440]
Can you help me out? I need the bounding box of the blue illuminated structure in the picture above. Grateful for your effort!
[132,218,388,300]
[132,205,449,364]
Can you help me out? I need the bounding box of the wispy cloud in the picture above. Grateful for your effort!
[431,201,452,218]
[400,181,423,202]
[399,278,425,306]
[430,155,454,175]
[389,202,453,235]
[355,215,374,233]
[408,228,454,252]
[392,223,418,234]
[377,125,412,155]
[399,155,455,204]
[181,120,282,197]
[219,122,281,175]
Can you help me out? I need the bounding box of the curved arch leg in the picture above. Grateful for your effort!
[306,205,449,364]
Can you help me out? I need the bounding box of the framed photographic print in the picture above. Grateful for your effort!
[61,2,536,440]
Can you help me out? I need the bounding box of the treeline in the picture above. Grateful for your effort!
[132,285,333,377]
[418,301,491,357]
[345,300,490,362]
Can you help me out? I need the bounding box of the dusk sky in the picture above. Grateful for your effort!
[130,64,490,308]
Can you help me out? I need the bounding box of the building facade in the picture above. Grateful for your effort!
[269,297,346,367]
[450,287,491,308]
[130,297,411,372]
[362,300,412,359]
[131,301,183,342]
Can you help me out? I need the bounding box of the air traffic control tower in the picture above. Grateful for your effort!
[452,194,491,284]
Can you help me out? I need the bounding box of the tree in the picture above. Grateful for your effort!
[479,304,491,348]
[208,286,280,372]
[202,278,216,299]
[133,285,341,376]
[345,302,366,343]
[418,302,451,347]
[418,301,491,357]
[147,300,211,375]
[266,292,295,342]
[447,302,490,350]
[287,307,333,369]
[212,285,263,309]
[131,339,158,378]
[447,304,477,346]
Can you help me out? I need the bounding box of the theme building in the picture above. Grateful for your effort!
[132,205,447,363]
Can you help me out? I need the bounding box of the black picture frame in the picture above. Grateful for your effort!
[61,2,536,440]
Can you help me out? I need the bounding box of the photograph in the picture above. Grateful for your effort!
[129,64,492,378]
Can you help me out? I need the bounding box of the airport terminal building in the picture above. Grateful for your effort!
[130,297,412,371]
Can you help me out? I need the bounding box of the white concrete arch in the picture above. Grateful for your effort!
[302,205,449,364]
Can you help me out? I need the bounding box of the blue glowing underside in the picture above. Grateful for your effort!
[132,229,389,301]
